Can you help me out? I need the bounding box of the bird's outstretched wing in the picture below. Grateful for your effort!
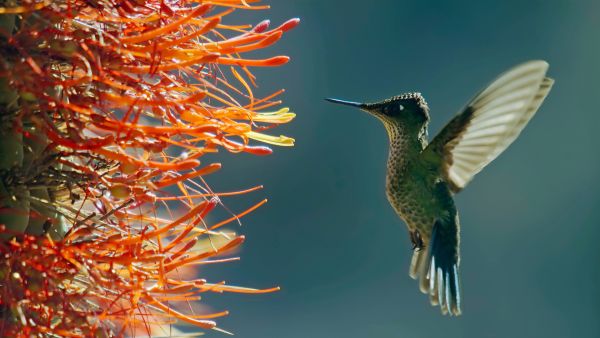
[421,60,554,192]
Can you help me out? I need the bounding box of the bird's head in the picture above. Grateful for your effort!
[326,92,430,128]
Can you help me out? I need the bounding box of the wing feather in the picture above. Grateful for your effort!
[422,60,554,191]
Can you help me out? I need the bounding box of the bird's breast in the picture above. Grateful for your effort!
[384,123,438,235]
[386,173,435,233]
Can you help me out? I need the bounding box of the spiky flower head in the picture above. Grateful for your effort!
[0,0,297,336]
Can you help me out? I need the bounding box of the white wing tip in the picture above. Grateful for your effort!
[512,60,549,78]
[521,59,549,70]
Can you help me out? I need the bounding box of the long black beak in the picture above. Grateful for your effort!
[325,98,365,108]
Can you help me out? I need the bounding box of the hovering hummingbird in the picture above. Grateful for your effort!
[326,61,553,316]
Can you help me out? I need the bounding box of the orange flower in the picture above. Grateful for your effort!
[0,0,297,336]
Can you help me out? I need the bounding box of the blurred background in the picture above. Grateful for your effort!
[198,1,600,337]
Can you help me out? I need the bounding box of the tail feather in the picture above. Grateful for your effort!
[409,220,462,316]
[409,248,426,279]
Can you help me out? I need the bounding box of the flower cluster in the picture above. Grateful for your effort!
[0,0,297,336]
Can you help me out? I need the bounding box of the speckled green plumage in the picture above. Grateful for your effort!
[381,114,458,251]
[378,101,461,315]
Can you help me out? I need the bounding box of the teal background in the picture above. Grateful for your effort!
[202,1,600,337]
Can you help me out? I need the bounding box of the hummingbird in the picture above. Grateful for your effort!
[326,61,553,316]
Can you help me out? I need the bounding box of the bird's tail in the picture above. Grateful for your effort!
[409,218,462,316]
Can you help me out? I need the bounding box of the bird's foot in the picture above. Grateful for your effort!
[410,230,424,251]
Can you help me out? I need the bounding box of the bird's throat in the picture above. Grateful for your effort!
[384,122,427,175]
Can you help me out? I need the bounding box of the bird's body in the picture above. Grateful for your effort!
[327,61,554,316]
[385,126,458,256]
[382,103,445,245]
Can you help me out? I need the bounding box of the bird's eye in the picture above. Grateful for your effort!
[398,104,405,111]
